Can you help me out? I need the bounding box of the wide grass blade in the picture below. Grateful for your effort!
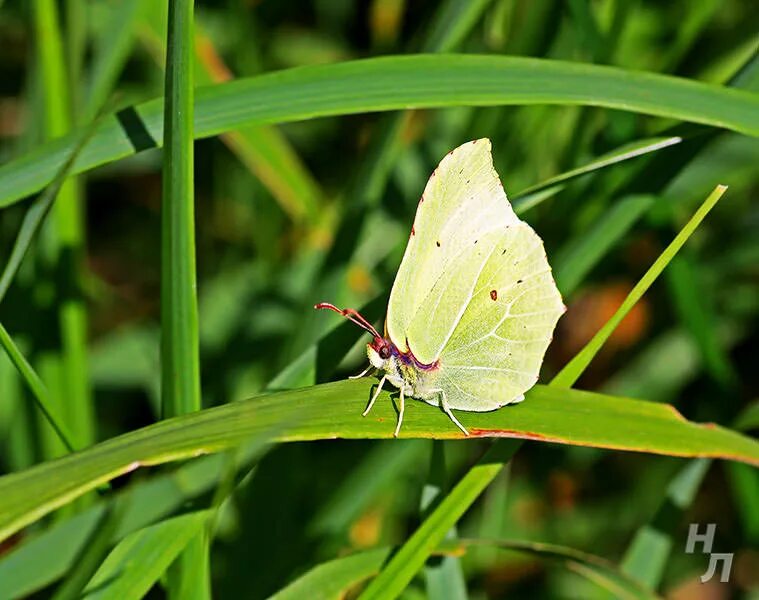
[2,55,757,210]
[0,380,757,544]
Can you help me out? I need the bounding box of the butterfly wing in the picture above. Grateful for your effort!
[435,221,564,410]
[386,139,564,411]
[386,139,519,363]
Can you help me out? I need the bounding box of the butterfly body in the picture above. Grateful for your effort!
[317,139,564,437]
[367,339,440,402]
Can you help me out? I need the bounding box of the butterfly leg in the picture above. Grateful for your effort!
[394,387,405,438]
[349,364,375,380]
[436,390,469,436]
[363,375,386,417]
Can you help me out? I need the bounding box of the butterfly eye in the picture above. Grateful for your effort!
[379,346,391,359]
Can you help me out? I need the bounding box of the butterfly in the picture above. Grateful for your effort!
[316,139,565,437]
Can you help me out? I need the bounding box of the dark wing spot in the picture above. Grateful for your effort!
[517,279,523,284]
[436,240,441,247]
[466,179,470,184]
[474,239,478,245]
[501,249,506,255]
[490,290,498,301]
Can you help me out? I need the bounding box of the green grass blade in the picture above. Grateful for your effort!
[0,108,104,303]
[159,0,207,597]
[274,536,661,600]
[51,503,123,600]
[138,4,326,225]
[0,437,271,598]
[81,511,210,600]
[619,459,711,589]
[358,442,519,600]
[1,381,758,544]
[553,194,654,295]
[511,136,682,207]
[726,462,759,542]
[33,0,94,453]
[552,184,728,388]
[2,55,757,210]
[0,322,78,453]
[462,539,660,600]
[423,0,495,53]
[84,0,146,118]
[616,404,759,592]
[309,440,426,536]
[664,255,738,387]
[269,547,392,600]
[421,442,468,600]
[160,0,200,420]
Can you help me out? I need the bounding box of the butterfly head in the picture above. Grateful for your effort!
[314,302,395,368]
[367,337,395,370]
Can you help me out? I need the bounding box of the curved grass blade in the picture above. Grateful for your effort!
[1,380,757,543]
[1,54,757,210]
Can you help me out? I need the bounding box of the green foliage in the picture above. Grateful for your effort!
[0,1,756,598]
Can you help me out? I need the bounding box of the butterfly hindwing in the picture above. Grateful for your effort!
[436,222,564,411]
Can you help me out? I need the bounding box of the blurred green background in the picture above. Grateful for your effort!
[0,0,757,598]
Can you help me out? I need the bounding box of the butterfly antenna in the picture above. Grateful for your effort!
[314,302,382,339]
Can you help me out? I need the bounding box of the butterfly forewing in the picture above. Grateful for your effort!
[387,139,518,362]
